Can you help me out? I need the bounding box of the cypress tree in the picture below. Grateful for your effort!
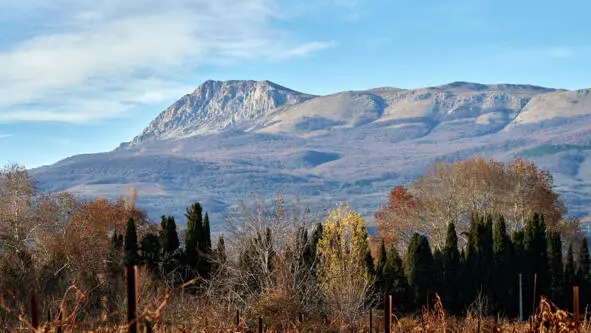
[480,215,494,304]
[124,218,139,267]
[406,233,433,311]
[184,202,203,265]
[387,244,409,314]
[216,235,227,265]
[160,216,180,256]
[375,240,389,305]
[565,242,576,308]
[464,214,482,308]
[443,222,461,315]
[524,213,549,307]
[546,232,564,307]
[140,233,161,277]
[203,212,212,251]
[492,215,513,315]
[577,237,591,311]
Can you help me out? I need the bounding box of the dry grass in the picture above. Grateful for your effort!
[3,289,591,332]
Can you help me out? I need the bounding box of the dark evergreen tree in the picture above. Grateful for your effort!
[406,233,433,311]
[375,240,389,305]
[546,232,564,307]
[215,235,227,265]
[443,222,462,315]
[565,242,576,309]
[160,216,180,256]
[523,213,549,313]
[464,214,482,308]
[492,215,514,315]
[124,218,139,267]
[203,212,212,251]
[577,237,591,311]
[387,244,409,314]
[140,233,161,277]
[184,202,203,269]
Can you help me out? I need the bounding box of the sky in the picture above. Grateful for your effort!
[0,0,590,168]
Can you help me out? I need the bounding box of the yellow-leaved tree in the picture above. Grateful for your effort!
[317,203,373,323]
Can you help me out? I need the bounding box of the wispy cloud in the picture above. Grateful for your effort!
[0,0,334,123]
[0,134,12,139]
[497,46,576,62]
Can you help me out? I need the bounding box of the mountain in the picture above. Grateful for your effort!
[31,80,591,228]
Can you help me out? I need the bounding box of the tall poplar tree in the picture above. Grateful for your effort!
[124,218,138,267]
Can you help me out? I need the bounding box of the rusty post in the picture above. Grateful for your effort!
[126,265,138,333]
[384,295,391,333]
[369,308,373,332]
[258,317,263,333]
[574,286,580,321]
[31,289,39,330]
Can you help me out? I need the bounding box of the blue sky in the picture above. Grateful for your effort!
[1,0,590,168]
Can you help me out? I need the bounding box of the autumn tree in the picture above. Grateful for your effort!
[317,204,373,322]
[375,158,567,249]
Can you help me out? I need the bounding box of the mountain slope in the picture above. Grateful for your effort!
[32,80,591,227]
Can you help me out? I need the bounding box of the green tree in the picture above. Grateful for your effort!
[577,237,591,310]
[492,215,514,315]
[524,213,549,312]
[141,233,161,278]
[160,216,180,256]
[203,212,212,251]
[443,222,461,315]
[106,232,124,311]
[184,202,203,269]
[406,233,433,311]
[124,218,138,267]
[546,232,564,307]
[564,242,576,310]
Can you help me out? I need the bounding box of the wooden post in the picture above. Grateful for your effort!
[258,317,263,333]
[384,295,391,333]
[31,289,39,330]
[369,308,373,333]
[574,286,580,321]
[126,265,138,333]
[298,312,303,324]
[235,309,240,331]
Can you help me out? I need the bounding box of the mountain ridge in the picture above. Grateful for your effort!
[33,80,591,227]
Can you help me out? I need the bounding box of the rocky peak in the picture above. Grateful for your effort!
[123,80,315,147]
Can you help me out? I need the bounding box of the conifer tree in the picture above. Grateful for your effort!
[203,212,212,251]
[577,237,591,310]
[184,202,203,267]
[375,240,389,305]
[387,244,409,314]
[216,234,226,262]
[406,233,433,311]
[492,215,513,315]
[524,213,550,303]
[564,242,576,309]
[443,222,461,315]
[546,232,564,307]
[161,216,180,255]
[140,233,161,277]
[124,218,138,267]
[464,214,482,307]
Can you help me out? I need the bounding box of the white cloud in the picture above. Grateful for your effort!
[0,0,334,123]
[0,134,12,139]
